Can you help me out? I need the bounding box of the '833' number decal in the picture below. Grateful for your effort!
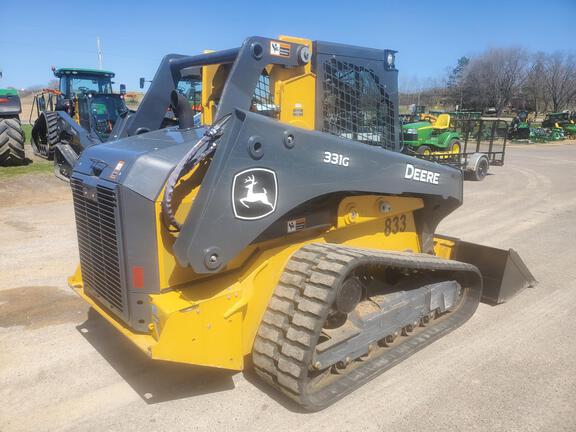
[384,214,407,236]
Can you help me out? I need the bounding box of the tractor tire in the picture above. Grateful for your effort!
[470,157,489,181]
[0,116,26,166]
[449,139,461,154]
[417,145,432,156]
[31,111,60,159]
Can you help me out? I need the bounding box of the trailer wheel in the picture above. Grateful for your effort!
[417,145,432,156]
[0,116,26,166]
[471,157,489,181]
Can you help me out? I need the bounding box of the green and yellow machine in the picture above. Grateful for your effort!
[0,72,26,165]
[541,112,576,138]
[402,113,462,154]
[67,36,534,410]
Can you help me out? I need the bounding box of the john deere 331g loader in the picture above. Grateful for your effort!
[68,36,534,410]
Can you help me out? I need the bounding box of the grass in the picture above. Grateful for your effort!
[22,123,32,144]
[0,155,53,179]
[0,124,54,179]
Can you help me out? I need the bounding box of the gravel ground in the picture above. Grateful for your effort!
[1,142,575,432]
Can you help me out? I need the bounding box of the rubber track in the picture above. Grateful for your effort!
[32,112,59,159]
[0,117,25,165]
[252,243,482,411]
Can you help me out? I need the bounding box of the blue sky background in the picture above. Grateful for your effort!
[1,0,575,91]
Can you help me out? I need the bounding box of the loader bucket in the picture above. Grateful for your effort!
[435,236,536,305]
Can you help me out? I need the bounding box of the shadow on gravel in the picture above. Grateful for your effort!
[77,308,236,404]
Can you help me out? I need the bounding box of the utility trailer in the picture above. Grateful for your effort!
[412,118,509,181]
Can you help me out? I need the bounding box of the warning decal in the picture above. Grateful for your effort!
[287,217,306,233]
[270,41,291,58]
[109,160,125,180]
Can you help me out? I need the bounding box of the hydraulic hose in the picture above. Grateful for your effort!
[171,91,195,130]
[162,114,231,231]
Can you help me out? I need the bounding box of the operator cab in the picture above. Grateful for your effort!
[55,68,114,98]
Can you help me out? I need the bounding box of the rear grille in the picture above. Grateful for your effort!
[71,178,125,315]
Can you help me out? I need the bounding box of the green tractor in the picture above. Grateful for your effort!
[402,113,462,155]
[30,67,128,178]
[0,72,26,165]
[541,112,576,138]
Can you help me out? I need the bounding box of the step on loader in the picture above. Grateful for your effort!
[67,36,535,410]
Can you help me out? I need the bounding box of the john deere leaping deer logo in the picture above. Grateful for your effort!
[232,168,278,220]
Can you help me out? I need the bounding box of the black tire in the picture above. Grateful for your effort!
[471,157,489,181]
[0,116,26,166]
[448,139,461,154]
[416,145,432,155]
[31,111,60,159]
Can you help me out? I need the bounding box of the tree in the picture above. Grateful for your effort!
[524,52,548,113]
[461,48,529,115]
[447,57,470,89]
[540,52,576,112]
[446,57,470,109]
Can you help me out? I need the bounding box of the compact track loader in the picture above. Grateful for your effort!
[68,36,534,410]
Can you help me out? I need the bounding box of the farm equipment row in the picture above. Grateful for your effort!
[508,111,575,142]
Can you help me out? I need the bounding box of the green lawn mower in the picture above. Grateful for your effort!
[541,112,576,138]
[402,113,462,155]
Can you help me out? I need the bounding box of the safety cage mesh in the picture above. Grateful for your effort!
[322,59,395,149]
[251,70,278,118]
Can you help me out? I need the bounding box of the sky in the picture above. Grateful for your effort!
[1,0,575,92]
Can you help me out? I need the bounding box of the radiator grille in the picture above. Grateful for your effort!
[71,178,124,314]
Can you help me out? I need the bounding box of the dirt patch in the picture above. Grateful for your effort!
[0,162,71,208]
[0,286,87,329]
